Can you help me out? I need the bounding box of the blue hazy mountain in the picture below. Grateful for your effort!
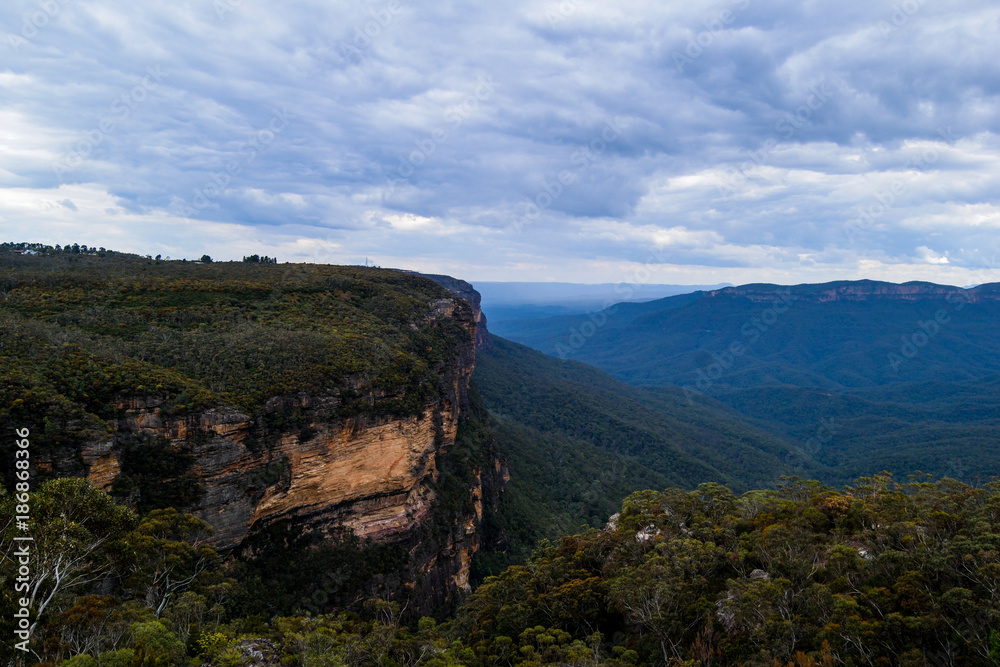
[476,281,731,330]
[490,280,1000,484]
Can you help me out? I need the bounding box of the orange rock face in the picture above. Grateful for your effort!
[253,405,457,543]
[79,284,502,604]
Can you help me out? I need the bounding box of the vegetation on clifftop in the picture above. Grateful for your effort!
[0,246,472,492]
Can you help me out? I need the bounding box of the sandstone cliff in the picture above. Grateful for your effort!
[75,278,502,607]
[420,273,492,350]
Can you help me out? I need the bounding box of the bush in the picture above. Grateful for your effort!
[130,621,186,666]
[59,655,97,667]
[98,649,135,667]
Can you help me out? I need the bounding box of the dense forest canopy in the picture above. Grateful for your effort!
[5,475,1000,666]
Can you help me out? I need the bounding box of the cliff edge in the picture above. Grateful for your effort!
[0,253,505,609]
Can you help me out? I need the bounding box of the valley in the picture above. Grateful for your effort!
[3,246,1000,665]
[494,280,1000,485]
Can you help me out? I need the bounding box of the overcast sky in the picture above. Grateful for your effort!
[2,0,999,285]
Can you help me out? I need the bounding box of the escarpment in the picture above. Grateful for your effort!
[82,392,463,550]
[2,254,512,608]
[0,260,505,607]
[420,273,492,350]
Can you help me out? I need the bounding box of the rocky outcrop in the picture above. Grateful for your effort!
[85,399,461,549]
[79,439,120,490]
[77,281,502,606]
[419,273,492,350]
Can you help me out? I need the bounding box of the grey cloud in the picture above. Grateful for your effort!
[1,0,998,281]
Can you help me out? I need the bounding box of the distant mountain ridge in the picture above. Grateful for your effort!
[476,281,733,330]
[707,279,1000,303]
[475,281,733,305]
[493,278,1000,484]
[497,279,1000,388]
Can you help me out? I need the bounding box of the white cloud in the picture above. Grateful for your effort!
[0,0,998,284]
[915,246,949,265]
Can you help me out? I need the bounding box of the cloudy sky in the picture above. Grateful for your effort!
[2,0,999,285]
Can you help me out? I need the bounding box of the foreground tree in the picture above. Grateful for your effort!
[1,479,136,639]
[123,509,217,618]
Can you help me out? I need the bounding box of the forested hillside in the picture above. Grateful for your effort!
[494,281,1000,484]
[471,337,806,570]
[7,474,1000,666]
[4,246,1000,667]
[706,377,1000,485]
[457,474,1000,666]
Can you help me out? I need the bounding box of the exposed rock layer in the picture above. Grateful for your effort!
[419,273,492,350]
[78,281,500,606]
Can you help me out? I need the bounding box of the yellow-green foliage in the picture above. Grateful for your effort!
[22,474,1000,666]
[0,250,471,483]
[455,474,1000,665]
